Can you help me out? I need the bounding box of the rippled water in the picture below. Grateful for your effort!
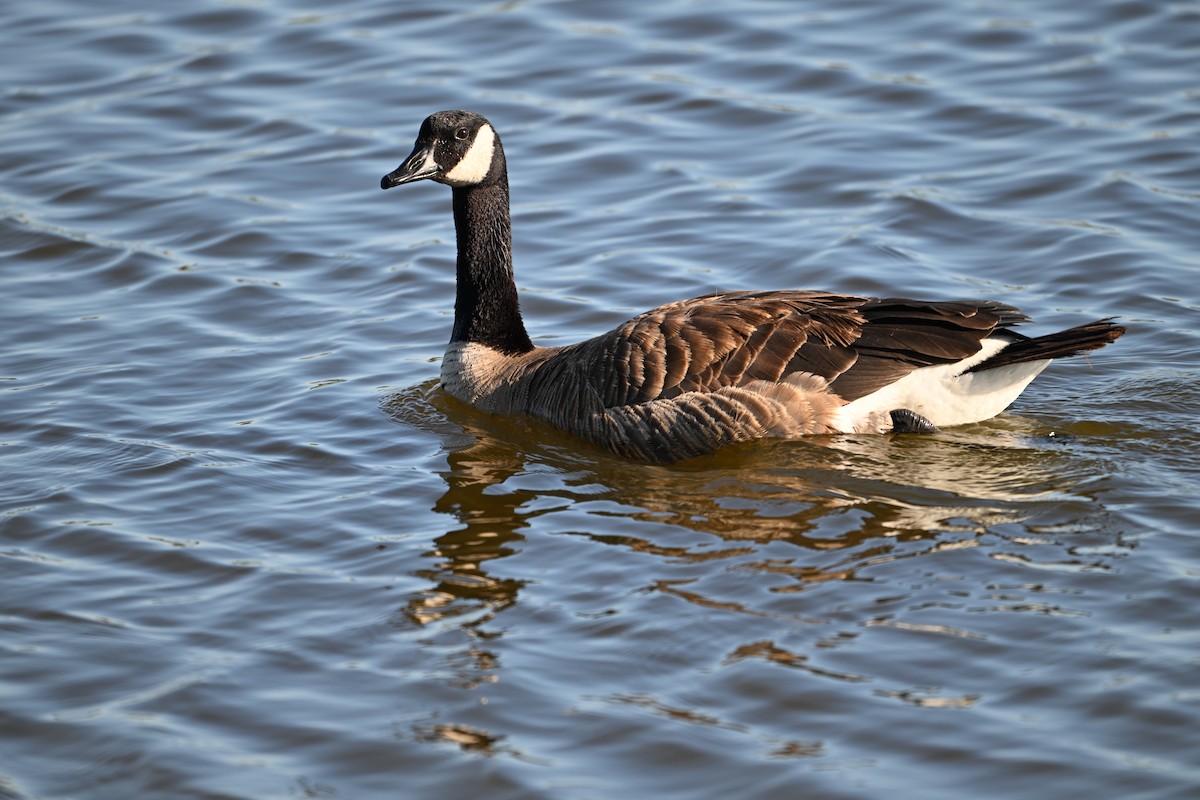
[3,1,1199,798]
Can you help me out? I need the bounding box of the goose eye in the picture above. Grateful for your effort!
[454,127,470,140]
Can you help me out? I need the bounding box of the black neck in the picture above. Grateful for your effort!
[449,181,534,354]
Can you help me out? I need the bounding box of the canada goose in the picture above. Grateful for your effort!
[381,110,1124,463]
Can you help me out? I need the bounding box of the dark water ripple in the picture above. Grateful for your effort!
[3,0,1200,798]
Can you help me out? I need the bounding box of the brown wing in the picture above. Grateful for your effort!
[580,291,866,407]
[530,291,1026,411]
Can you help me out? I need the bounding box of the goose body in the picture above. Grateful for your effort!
[381,110,1124,462]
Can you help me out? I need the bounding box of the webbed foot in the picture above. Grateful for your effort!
[889,408,939,434]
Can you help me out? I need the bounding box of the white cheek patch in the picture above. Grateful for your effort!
[443,124,495,186]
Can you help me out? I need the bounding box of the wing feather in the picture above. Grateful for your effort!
[547,291,1026,410]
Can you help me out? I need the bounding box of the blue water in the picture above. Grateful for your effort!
[3,1,1199,798]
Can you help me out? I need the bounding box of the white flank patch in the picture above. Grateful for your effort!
[443,123,495,187]
[832,336,1053,433]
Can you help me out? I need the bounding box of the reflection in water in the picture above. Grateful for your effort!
[407,441,530,631]
[383,382,531,633]
[725,639,867,683]
[384,380,1118,612]
[875,688,982,709]
[414,721,511,757]
[605,692,827,760]
[382,381,1126,751]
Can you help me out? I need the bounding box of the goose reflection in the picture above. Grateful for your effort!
[400,433,532,631]
[381,382,1124,753]
[383,380,1106,624]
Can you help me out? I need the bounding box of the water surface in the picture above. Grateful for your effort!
[2,1,1199,798]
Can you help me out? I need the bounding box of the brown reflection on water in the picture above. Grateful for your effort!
[400,436,530,631]
[384,383,1124,710]
[604,692,828,761]
[725,639,868,683]
[386,383,1112,608]
[413,721,511,756]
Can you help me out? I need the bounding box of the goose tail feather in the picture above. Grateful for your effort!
[967,318,1125,374]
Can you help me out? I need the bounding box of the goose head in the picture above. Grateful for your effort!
[380,110,503,190]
